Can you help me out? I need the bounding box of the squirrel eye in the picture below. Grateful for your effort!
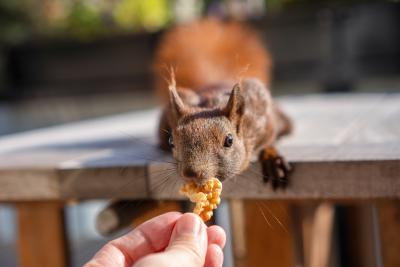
[168,135,175,148]
[224,133,233,147]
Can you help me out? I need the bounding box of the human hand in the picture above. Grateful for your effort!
[85,212,226,267]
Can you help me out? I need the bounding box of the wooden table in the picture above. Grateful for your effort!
[1,93,399,266]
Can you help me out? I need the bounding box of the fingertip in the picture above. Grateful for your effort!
[174,212,204,236]
[108,211,183,265]
[204,244,224,267]
[165,213,208,267]
[207,225,226,248]
[182,212,206,224]
[168,212,208,245]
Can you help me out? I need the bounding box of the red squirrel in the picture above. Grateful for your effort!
[153,18,293,189]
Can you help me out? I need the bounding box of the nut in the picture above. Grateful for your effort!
[180,177,222,222]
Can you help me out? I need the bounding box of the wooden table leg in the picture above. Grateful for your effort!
[243,200,296,267]
[309,203,335,267]
[336,204,380,267]
[377,200,400,267]
[16,201,68,267]
[230,199,247,267]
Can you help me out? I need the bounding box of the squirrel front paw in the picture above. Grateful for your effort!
[260,147,292,189]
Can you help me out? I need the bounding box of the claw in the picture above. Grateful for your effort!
[260,148,292,190]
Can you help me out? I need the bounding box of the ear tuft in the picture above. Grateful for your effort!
[225,83,245,122]
[224,84,245,135]
[168,81,186,125]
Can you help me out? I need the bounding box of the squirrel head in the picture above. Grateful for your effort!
[168,83,247,185]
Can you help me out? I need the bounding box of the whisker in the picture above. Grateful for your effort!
[256,201,273,229]
[160,169,181,200]
[109,152,178,165]
[260,202,288,234]
[148,168,177,178]
[150,171,178,194]
[277,202,290,218]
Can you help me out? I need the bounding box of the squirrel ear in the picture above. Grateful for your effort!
[224,84,245,128]
[169,86,186,124]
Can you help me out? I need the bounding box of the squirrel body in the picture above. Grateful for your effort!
[154,18,292,187]
[154,18,272,100]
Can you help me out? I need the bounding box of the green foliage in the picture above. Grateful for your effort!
[0,0,173,43]
[113,0,171,31]
[3,0,377,43]
[64,1,104,39]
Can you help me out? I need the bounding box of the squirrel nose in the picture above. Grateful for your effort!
[183,168,198,179]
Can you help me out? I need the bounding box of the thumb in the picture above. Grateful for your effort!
[165,213,208,266]
[134,213,207,267]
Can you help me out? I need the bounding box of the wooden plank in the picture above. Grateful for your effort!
[59,167,147,199]
[16,201,68,267]
[377,201,400,267]
[1,147,399,200]
[243,200,295,267]
[342,95,400,144]
[230,200,247,267]
[309,203,335,267]
[0,109,158,156]
[289,205,306,267]
[278,93,389,146]
[0,169,60,201]
[0,94,399,200]
[150,157,400,200]
[1,94,399,161]
[336,204,379,267]
[299,205,315,267]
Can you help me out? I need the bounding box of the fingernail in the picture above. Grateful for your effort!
[176,213,201,236]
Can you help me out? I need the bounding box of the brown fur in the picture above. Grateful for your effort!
[154,18,292,187]
[153,18,272,101]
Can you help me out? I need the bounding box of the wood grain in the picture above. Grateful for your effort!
[0,94,399,200]
[377,201,400,267]
[243,200,295,267]
[309,203,335,267]
[60,167,147,199]
[337,204,380,267]
[16,201,68,267]
[230,200,247,267]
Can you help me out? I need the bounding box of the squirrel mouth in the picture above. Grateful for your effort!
[182,176,218,186]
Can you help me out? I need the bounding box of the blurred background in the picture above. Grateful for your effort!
[0,0,399,266]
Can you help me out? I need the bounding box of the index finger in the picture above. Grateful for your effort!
[86,212,182,267]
